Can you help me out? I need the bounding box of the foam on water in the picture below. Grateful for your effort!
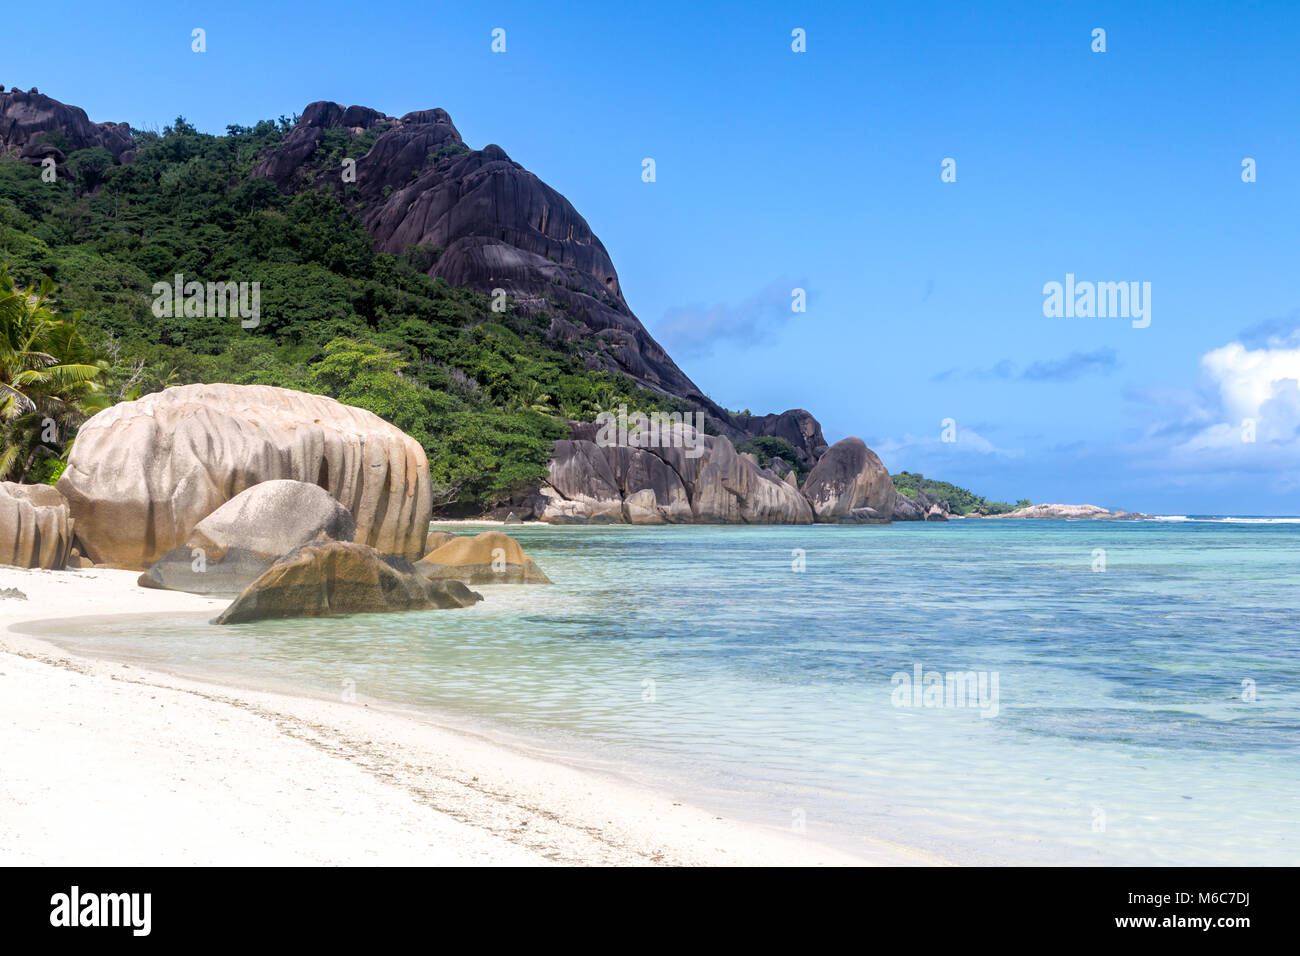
[1153,515,1300,523]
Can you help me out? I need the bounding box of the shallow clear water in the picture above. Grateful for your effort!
[44,520,1300,864]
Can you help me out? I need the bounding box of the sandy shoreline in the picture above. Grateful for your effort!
[0,567,939,866]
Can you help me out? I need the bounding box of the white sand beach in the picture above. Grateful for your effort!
[0,567,939,867]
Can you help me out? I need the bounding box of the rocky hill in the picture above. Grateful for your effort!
[0,88,911,522]
[0,87,134,168]
[249,101,720,418]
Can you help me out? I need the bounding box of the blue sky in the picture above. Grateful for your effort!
[7,0,1300,513]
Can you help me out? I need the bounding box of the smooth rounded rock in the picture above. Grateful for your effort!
[139,480,357,595]
[216,539,481,624]
[802,438,895,524]
[417,530,551,584]
[58,384,433,569]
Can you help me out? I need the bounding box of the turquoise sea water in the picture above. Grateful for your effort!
[44,520,1300,864]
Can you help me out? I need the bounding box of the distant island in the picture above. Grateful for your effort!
[891,471,1031,517]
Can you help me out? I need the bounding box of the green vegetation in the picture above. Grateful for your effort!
[0,117,685,510]
[734,435,808,479]
[0,267,108,482]
[891,471,1030,516]
[430,143,471,162]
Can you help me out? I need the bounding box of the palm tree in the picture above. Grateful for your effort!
[516,378,554,414]
[0,268,106,481]
[589,382,618,417]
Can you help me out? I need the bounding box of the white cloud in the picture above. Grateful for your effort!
[1180,341,1300,449]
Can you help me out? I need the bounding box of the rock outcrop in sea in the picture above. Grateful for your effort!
[892,489,952,521]
[801,438,896,523]
[971,503,1149,520]
[215,538,482,624]
[417,530,551,584]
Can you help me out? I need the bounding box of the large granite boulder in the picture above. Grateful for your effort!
[138,480,357,596]
[535,438,626,523]
[417,530,551,584]
[600,444,693,524]
[215,539,481,624]
[58,384,433,570]
[802,438,895,524]
[660,426,813,523]
[0,482,74,569]
[892,493,926,521]
[534,423,811,524]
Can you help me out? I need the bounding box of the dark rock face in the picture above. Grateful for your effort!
[250,101,394,187]
[892,488,952,521]
[802,438,895,523]
[731,409,828,468]
[764,455,794,479]
[251,102,718,410]
[892,493,924,521]
[215,538,481,624]
[0,90,134,164]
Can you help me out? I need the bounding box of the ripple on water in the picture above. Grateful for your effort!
[44,520,1300,865]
